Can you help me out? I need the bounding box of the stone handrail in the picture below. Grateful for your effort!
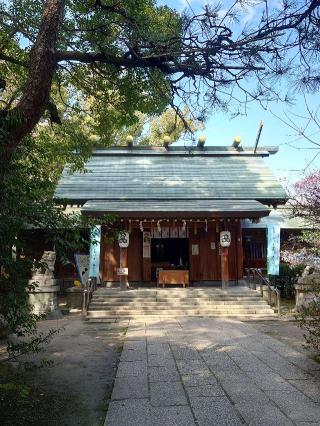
[82,278,97,316]
[246,268,281,316]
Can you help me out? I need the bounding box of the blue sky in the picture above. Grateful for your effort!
[158,0,320,187]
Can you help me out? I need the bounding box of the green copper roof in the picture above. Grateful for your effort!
[55,146,287,205]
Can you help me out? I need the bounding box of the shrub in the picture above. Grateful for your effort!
[295,278,320,353]
[270,262,304,299]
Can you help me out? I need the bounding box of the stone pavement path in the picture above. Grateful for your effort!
[104,317,320,426]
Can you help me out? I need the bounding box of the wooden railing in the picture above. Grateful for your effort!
[82,278,97,316]
[245,268,281,316]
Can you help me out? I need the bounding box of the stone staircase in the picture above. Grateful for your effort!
[86,286,277,320]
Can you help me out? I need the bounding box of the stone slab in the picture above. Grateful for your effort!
[104,399,151,426]
[289,379,320,403]
[181,372,218,387]
[235,401,294,426]
[150,381,188,407]
[112,376,148,400]
[148,365,180,382]
[116,360,147,378]
[186,384,225,397]
[176,359,211,376]
[151,405,196,426]
[190,396,243,426]
[266,390,320,423]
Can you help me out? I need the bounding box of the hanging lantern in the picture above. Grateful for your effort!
[220,230,231,247]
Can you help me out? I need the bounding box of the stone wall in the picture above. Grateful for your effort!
[294,270,320,308]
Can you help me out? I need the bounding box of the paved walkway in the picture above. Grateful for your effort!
[105,318,320,426]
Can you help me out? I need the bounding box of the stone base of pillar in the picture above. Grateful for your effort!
[28,279,62,319]
[66,287,83,311]
[294,283,317,309]
[294,272,320,309]
[261,285,277,306]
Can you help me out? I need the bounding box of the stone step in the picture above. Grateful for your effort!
[89,308,273,314]
[96,287,257,295]
[94,289,259,293]
[91,297,266,306]
[89,308,273,315]
[90,303,269,310]
[87,287,276,320]
[92,295,261,302]
[87,311,276,318]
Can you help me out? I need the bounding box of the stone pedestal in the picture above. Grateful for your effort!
[294,272,320,309]
[261,285,277,306]
[66,287,83,312]
[28,251,62,318]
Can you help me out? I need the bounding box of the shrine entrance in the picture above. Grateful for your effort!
[151,238,189,281]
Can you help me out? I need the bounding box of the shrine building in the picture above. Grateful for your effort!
[54,143,287,288]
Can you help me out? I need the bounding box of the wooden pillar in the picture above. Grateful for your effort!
[221,247,229,288]
[119,247,128,290]
[236,220,244,279]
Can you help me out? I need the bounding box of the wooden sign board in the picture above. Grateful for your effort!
[143,232,151,258]
[117,267,128,276]
[191,244,199,255]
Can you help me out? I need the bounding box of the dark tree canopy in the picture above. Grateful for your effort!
[0,0,320,170]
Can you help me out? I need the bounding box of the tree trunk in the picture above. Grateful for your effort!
[1,0,64,180]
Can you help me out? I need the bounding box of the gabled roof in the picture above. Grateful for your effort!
[54,146,287,207]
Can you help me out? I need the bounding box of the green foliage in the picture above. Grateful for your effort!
[116,107,205,146]
[270,263,305,299]
[299,230,320,256]
[279,263,305,278]
[296,280,320,353]
[0,130,115,355]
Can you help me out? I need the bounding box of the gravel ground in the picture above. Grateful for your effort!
[1,315,128,426]
[249,319,318,357]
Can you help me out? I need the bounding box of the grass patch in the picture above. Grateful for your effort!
[309,354,320,364]
[0,363,78,426]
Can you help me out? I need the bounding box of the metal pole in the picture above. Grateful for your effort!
[254,121,264,153]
